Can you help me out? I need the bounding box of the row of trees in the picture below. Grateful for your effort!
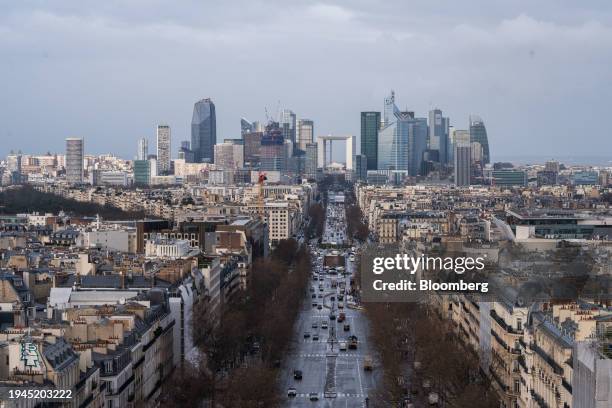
[0,185,145,220]
[306,203,325,238]
[365,302,499,407]
[163,238,312,407]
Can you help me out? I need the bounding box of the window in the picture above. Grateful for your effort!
[514,380,520,393]
[517,319,522,331]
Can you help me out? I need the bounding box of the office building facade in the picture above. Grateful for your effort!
[65,138,84,184]
[428,109,450,165]
[297,119,314,151]
[469,115,490,164]
[138,138,148,161]
[454,132,471,186]
[279,109,296,145]
[156,125,171,174]
[361,111,380,170]
[191,98,216,163]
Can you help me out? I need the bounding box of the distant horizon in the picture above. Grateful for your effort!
[4,143,611,168]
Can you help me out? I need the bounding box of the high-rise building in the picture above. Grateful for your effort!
[355,154,367,181]
[397,113,428,176]
[156,125,171,174]
[214,142,244,169]
[361,112,380,170]
[545,160,561,173]
[178,141,195,163]
[471,142,483,164]
[305,143,318,179]
[243,132,263,168]
[297,119,314,151]
[191,98,216,163]
[134,160,151,185]
[454,131,471,186]
[260,122,285,171]
[378,120,396,171]
[469,115,490,164]
[377,92,428,176]
[137,138,148,161]
[383,90,399,127]
[428,109,450,165]
[65,138,84,184]
[279,109,297,146]
[241,118,254,136]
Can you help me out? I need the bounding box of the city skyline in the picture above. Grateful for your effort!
[2,2,612,160]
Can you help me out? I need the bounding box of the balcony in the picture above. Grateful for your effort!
[490,310,523,335]
[531,343,564,375]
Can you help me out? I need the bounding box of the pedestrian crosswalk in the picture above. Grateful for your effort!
[291,393,366,398]
[298,353,364,358]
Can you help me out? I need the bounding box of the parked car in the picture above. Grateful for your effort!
[293,370,303,380]
[287,387,297,397]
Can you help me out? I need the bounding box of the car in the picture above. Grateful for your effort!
[330,296,335,301]
[339,341,347,351]
[312,334,319,341]
[311,294,316,299]
[321,322,328,329]
[304,332,310,338]
[312,302,317,307]
[288,387,297,397]
[363,356,373,371]
[309,393,319,401]
[312,322,318,329]
[317,305,322,310]
[293,370,303,380]
[310,287,315,292]
[329,314,336,320]
[338,302,344,309]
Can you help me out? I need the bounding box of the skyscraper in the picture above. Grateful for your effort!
[305,143,318,178]
[361,112,380,170]
[241,118,254,136]
[279,109,297,145]
[65,138,84,184]
[137,138,148,161]
[297,119,314,151]
[355,154,367,181]
[156,125,171,174]
[243,132,263,168]
[214,141,244,169]
[469,115,490,165]
[428,109,450,165]
[383,90,399,127]
[454,131,471,186]
[191,98,216,163]
[260,122,285,171]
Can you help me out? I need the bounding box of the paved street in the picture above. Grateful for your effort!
[280,193,380,407]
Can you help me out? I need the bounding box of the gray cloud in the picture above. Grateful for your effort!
[1,1,611,161]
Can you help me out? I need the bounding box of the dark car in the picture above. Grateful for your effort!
[304,332,310,338]
[293,370,303,380]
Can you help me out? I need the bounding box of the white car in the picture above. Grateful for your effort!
[339,341,347,351]
[287,387,297,397]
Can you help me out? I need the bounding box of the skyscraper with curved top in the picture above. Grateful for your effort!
[469,115,490,164]
[191,98,216,163]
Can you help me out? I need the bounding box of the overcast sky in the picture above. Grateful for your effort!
[1,1,611,162]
